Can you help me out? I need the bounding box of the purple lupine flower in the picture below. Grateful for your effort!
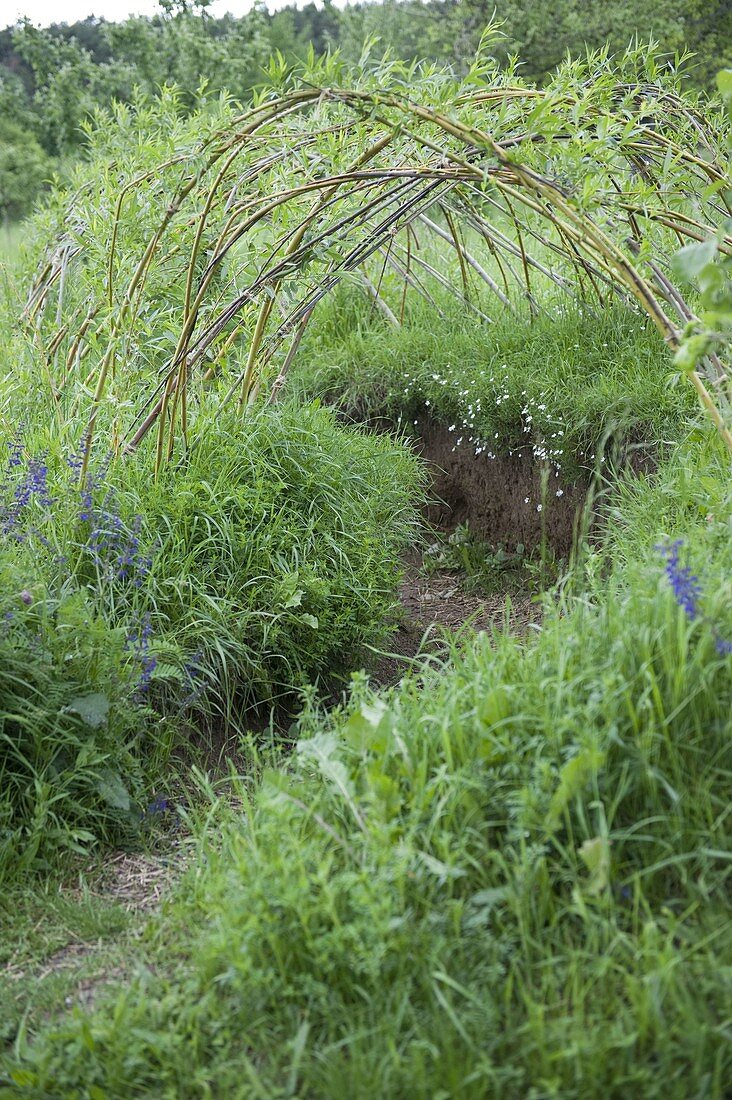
[78,473,151,585]
[78,479,95,523]
[7,438,23,469]
[145,796,170,816]
[1,436,25,503]
[139,651,158,692]
[114,516,151,582]
[13,458,53,510]
[658,540,731,657]
[658,540,702,618]
[1,445,54,536]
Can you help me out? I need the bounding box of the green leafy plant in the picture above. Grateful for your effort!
[424,522,540,594]
[669,70,732,453]
[0,395,423,871]
[0,576,149,876]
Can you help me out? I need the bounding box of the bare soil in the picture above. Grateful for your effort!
[364,410,574,686]
[371,549,539,687]
[413,413,588,554]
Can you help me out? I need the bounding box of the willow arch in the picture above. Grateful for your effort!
[23,45,732,472]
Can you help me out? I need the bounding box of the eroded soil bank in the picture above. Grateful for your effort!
[349,409,591,684]
[411,413,589,555]
[346,409,595,556]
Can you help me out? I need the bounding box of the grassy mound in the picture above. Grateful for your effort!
[129,401,424,723]
[295,294,693,482]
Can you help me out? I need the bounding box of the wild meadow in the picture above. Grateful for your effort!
[0,25,730,1100]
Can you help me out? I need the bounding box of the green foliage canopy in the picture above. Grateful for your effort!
[0,115,49,223]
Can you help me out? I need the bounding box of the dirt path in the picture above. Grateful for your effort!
[371,550,539,686]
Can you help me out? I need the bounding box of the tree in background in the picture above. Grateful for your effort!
[0,0,729,220]
[11,20,137,157]
[334,0,732,84]
[336,1,454,68]
[0,115,50,225]
[0,67,50,223]
[105,0,269,109]
[268,0,342,57]
[456,0,731,85]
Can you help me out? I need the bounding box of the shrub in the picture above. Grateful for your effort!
[0,440,158,875]
[0,573,149,877]
[0,118,50,223]
[0,400,423,872]
[127,400,424,727]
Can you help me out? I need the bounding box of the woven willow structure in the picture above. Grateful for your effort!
[23,47,732,471]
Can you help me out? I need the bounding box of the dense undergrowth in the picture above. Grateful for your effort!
[0,393,422,872]
[6,446,731,1098]
[3,268,730,1096]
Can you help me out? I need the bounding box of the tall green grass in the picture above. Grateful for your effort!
[0,400,424,876]
[7,438,730,1097]
[0,225,23,265]
[294,292,694,481]
[123,400,425,727]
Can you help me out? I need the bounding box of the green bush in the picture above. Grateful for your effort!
[129,400,424,726]
[0,118,50,223]
[0,399,423,874]
[0,572,148,877]
[0,438,160,875]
